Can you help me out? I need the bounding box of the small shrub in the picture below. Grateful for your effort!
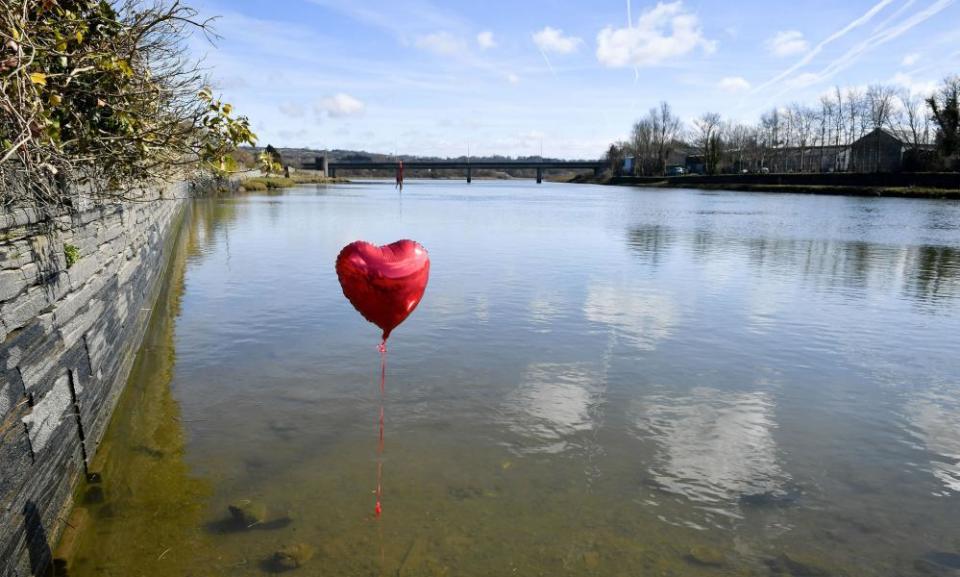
[64,244,80,268]
[240,180,268,191]
[242,177,295,190]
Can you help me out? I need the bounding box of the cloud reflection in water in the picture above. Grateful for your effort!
[903,386,960,495]
[634,388,790,521]
[583,283,676,350]
[502,363,603,454]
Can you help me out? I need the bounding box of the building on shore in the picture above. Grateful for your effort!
[678,129,936,175]
[842,128,936,173]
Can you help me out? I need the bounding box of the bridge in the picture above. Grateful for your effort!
[303,158,605,183]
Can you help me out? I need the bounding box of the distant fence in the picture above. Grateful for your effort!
[610,172,960,190]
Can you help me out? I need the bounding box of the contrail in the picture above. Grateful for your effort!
[755,0,895,92]
[871,0,918,32]
[784,0,956,91]
[627,0,639,82]
[538,46,557,76]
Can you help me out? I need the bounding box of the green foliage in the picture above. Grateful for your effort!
[63,243,79,267]
[198,88,257,177]
[927,75,960,164]
[0,0,257,206]
[258,150,283,175]
[265,144,284,166]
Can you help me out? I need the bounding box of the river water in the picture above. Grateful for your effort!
[64,181,960,576]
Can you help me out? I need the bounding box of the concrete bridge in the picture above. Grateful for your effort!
[304,158,605,183]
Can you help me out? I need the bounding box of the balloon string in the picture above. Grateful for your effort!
[375,339,387,518]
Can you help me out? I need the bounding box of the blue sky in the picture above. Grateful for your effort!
[189,0,960,159]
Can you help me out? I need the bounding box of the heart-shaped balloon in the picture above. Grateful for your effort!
[336,240,430,340]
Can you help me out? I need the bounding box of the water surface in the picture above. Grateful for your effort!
[66,181,960,576]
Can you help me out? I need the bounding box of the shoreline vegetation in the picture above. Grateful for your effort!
[0,1,256,207]
[239,174,350,192]
[570,173,960,199]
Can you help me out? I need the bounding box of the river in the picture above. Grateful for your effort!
[64,180,960,576]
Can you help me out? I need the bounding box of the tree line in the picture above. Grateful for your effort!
[606,75,960,176]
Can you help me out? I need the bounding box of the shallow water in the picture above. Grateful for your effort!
[65,181,960,576]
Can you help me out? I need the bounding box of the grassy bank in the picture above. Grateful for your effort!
[670,182,960,199]
[571,174,960,200]
[240,175,350,191]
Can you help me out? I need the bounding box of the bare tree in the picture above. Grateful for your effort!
[842,88,865,169]
[725,122,752,172]
[897,90,932,146]
[760,108,780,172]
[845,87,864,147]
[649,102,682,175]
[832,87,847,170]
[693,113,722,174]
[630,118,654,175]
[792,104,816,172]
[865,84,897,172]
[818,95,835,172]
[833,87,845,144]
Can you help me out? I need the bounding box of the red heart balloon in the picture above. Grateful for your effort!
[336,240,430,341]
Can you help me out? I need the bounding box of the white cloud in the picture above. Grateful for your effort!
[533,26,582,54]
[719,76,751,93]
[596,1,716,68]
[506,72,520,84]
[477,30,496,49]
[415,31,466,55]
[278,102,307,118]
[891,72,937,96]
[901,52,920,66]
[316,93,365,118]
[767,30,809,57]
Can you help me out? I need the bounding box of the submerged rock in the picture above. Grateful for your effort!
[83,485,105,504]
[272,543,315,571]
[228,499,267,527]
[685,545,725,567]
[766,552,831,576]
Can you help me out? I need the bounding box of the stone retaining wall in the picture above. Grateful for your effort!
[0,186,187,576]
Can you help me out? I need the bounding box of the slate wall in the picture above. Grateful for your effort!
[0,186,187,576]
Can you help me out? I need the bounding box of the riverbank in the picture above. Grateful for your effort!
[239,175,350,192]
[573,172,960,200]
